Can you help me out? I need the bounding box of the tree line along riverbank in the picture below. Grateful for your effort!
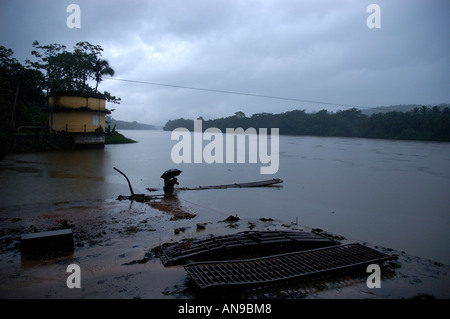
[163,106,450,142]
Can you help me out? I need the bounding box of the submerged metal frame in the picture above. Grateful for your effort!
[159,230,338,266]
[184,243,396,291]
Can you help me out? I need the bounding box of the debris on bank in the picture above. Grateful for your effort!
[20,229,74,254]
[149,201,196,220]
[1,199,449,299]
[114,167,283,202]
[178,178,284,190]
[157,230,339,266]
[184,243,396,291]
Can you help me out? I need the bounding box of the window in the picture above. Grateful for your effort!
[51,113,56,130]
[93,113,99,126]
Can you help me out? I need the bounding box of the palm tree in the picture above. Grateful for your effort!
[93,59,114,92]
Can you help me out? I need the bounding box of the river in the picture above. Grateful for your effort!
[1,129,449,264]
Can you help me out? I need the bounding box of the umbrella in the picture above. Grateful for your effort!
[160,168,182,179]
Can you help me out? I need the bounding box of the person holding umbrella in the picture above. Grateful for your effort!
[161,168,182,194]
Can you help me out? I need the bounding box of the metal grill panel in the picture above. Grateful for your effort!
[184,243,395,290]
[159,230,337,266]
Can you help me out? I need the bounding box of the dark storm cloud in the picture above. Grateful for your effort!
[1,0,449,125]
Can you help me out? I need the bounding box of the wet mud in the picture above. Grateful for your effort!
[0,195,449,299]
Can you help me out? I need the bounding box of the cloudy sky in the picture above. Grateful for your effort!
[1,0,449,126]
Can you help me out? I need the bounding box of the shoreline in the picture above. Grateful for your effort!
[0,196,449,299]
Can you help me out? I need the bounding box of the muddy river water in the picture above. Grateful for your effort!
[1,130,449,265]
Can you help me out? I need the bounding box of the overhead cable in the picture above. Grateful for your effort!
[107,78,366,109]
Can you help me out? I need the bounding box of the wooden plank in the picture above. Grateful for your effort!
[178,178,283,190]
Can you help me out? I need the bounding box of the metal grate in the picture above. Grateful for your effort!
[159,230,337,266]
[184,243,395,290]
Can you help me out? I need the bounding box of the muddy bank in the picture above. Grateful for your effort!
[0,196,449,299]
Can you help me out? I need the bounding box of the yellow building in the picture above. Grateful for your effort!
[48,91,111,148]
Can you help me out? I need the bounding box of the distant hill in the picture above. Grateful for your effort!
[362,103,450,115]
[106,117,156,130]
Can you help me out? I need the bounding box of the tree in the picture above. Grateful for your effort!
[1,46,46,132]
[93,59,114,92]
[27,41,67,94]
[234,111,246,118]
[27,40,116,94]
[102,91,121,112]
[0,46,20,72]
[162,106,450,141]
[73,41,103,90]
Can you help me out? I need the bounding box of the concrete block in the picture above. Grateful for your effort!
[20,229,74,253]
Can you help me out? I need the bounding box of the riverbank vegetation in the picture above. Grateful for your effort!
[163,106,450,142]
[0,41,121,133]
[105,127,137,144]
[1,42,139,152]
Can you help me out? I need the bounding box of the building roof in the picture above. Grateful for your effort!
[49,106,111,114]
[48,90,106,100]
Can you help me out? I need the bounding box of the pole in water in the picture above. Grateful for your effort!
[113,167,135,196]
